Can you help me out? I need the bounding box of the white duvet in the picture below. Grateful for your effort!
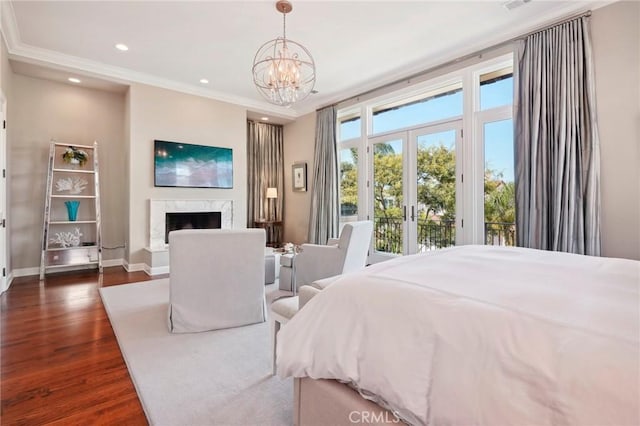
[276,246,640,425]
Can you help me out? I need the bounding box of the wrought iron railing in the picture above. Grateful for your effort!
[374,218,516,254]
[374,217,403,254]
[484,222,516,247]
[417,219,456,252]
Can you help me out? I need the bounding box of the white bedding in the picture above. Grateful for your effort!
[276,245,640,425]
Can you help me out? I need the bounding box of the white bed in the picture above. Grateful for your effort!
[276,245,640,425]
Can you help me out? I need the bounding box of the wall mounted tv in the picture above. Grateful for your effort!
[154,140,233,188]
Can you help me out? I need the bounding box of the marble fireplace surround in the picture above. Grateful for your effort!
[149,199,233,249]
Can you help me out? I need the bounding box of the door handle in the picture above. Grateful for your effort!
[403,206,407,221]
[411,206,415,222]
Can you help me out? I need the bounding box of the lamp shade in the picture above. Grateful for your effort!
[266,187,278,199]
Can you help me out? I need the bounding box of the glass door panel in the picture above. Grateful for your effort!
[371,139,404,255]
[339,147,359,225]
[414,129,458,252]
[483,118,515,246]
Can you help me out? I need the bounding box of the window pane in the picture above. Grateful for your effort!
[339,148,358,222]
[373,140,403,254]
[484,119,515,246]
[480,69,513,110]
[416,130,456,251]
[372,85,462,134]
[340,117,361,141]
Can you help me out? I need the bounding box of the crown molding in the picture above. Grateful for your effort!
[0,0,20,49]
[8,44,299,120]
[294,0,615,117]
[2,0,615,121]
[0,1,298,120]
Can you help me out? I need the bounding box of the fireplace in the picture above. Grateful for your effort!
[149,199,233,249]
[165,211,221,243]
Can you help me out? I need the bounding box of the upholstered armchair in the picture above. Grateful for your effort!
[167,229,267,333]
[279,221,374,290]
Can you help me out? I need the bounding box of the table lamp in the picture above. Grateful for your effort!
[266,187,277,221]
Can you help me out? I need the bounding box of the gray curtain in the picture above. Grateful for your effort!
[308,106,339,244]
[514,16,601,256]
[247,121,284,232]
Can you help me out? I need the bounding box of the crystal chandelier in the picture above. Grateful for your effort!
[252,0,316,107]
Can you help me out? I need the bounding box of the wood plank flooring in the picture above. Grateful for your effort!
[1,267,162,425]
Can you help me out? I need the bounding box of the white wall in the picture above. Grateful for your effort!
[591,0,640,260]
[127,83,247,266]
[283,111,316,244]
[9,75,126,271]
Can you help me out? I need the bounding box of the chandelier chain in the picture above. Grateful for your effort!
[282,11,286,40]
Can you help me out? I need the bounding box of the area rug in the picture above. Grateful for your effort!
[99,279,292,426]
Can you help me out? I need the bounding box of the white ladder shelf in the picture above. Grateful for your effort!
[40,141,103,279]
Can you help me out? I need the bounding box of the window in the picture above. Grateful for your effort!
[337,55,514,259]
[339,115,361,141]
[480,68,513,110]
[339,147,358,220]
[371,83,462,134]
[483,119,515,246]
[338,111,362,227]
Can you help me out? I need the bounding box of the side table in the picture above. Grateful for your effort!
[254,219,283,247]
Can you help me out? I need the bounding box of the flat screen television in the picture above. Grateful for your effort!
[154,140,233,188]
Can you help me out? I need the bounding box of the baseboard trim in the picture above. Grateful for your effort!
[123,261,146,273]
[144,264,169,276]
[103,258,124,268]
[12,266,40,278]
[13,258,125,278]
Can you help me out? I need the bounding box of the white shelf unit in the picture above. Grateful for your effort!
[40,141,102,279]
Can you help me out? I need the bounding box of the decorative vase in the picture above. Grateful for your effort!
[65,200,80,221]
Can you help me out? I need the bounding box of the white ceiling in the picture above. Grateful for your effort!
[2,1,607,120]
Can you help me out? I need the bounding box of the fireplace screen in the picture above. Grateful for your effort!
[165,212,221,243]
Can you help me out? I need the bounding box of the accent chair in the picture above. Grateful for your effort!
[279,220,374,291]
[167,229,267,333]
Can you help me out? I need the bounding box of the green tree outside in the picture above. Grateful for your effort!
[340,143,515,252]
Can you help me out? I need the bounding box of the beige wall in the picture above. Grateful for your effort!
[283,111,316,244]
[127,83,247,265]
[9,75,126,269]
[123,88,131,262]
[592,0,640,260]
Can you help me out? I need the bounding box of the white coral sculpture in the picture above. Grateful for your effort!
[49,228,83,248]
[55,177,88,194]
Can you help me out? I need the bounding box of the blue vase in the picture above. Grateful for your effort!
[65,200,80,221]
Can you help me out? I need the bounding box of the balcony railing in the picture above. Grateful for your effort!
[484,221,516,247]
[373,217,516,254]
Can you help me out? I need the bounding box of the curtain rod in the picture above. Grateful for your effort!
[322,9,592,111]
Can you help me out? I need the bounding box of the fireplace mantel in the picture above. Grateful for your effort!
[149,199,233,249]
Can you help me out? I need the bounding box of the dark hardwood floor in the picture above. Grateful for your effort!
[1,267,163,425]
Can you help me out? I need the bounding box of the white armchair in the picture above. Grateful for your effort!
[167,229,267,333]
[279,221,373,290]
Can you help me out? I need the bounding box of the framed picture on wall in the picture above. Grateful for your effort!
[292,162,307,192]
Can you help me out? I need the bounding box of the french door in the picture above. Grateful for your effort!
[368,120,463,259]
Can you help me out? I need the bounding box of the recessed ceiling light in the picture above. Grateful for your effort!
[200,79,209,84]
[261,117,270,121]
[68,77,81,84]
[115,43,129,51]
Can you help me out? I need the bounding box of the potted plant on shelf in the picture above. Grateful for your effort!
[62,146,88,167]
